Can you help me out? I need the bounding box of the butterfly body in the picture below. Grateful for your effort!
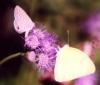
[14,5,35,37]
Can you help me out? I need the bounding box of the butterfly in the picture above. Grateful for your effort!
[14,5,35,37]
[54,45,95,82]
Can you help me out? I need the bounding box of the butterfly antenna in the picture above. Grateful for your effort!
[67,30,69,45]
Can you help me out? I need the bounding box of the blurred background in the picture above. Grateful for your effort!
[0,0,100,85]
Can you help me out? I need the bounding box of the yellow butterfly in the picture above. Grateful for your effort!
[54,45,96,82]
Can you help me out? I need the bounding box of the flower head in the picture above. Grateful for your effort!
[25,35,39,49]
[27,51,36,62]
[25,25,58,74]
[36,53,55,74]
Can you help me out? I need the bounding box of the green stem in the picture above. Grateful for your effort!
[0,52,25,66]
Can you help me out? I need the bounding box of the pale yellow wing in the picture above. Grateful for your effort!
[54,45,95,82]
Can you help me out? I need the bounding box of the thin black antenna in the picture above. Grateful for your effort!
[67,30,69,45]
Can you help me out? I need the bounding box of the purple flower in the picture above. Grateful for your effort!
[25,35,39,49]
[27,51,36,62]
[36,53,55,74]
[33,29,44,39]
[24,25,58,74]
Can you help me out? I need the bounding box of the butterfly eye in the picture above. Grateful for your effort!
[17,27,19,29]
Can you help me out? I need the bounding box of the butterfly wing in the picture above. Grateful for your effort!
[54,45,95,82]
[14,5,35,36]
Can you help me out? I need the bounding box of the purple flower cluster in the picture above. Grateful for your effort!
[25,25,58,74]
